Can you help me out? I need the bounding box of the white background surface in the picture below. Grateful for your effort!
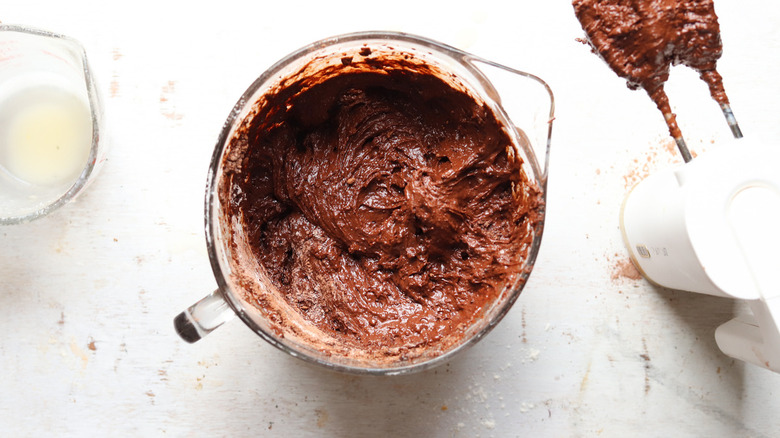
[2,1,780,436]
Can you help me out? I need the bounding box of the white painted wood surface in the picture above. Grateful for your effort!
[2,1,780,436]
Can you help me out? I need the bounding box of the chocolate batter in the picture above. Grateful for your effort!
[224,51,542,360]
[573,0,730,142]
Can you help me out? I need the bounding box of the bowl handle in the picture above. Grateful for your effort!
[174,289,235,343]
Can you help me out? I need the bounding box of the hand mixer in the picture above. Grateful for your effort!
[571,0,780,373]
[620,103,780,373]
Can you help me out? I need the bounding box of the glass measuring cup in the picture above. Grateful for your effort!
[0,25,104,224]
[175,31,554,374]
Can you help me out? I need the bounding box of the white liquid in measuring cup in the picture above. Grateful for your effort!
[0,72,92,189]
[0,26,103,223]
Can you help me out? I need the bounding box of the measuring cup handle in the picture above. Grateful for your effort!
[174,289,235,343]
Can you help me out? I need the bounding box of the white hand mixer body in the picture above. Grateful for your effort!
[620,137,780,372]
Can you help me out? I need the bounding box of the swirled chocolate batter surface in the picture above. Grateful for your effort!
[226,54,541,358]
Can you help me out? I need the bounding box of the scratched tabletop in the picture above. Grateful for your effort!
[2,1,780,436]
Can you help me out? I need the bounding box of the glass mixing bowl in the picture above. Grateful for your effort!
[175,31,554,375]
